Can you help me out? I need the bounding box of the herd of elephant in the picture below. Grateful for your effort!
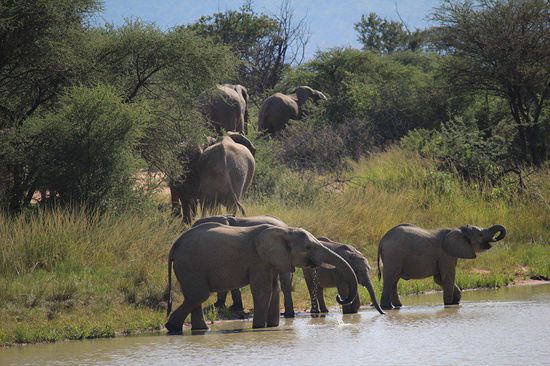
[164,213,507,334]
[169,84,326,224]
[164,83,507,334]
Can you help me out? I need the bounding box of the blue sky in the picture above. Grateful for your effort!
[99,1,441,58]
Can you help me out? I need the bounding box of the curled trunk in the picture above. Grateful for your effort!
[484,225,507,242]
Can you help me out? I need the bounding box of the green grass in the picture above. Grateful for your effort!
[1,147,548,346]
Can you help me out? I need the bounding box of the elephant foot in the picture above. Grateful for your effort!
[380,304,394,310]
[342,309,358,315]
[165,322,183,335]
[319,307,329,313]
[214,301,227,309]
[310,308,320,314]
[228,303,244,312]
[281,310,295,318]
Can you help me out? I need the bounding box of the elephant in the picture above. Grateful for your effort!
[169,133,256,224]
[165,223,358,332]
[258,86,327,135]
[377,223,507,309]
[200,84,249,134]
[191,214,296,316]
[302,237,385,315]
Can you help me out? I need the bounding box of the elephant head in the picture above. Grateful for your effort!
[318,237,385,314]
[442,224,507,259]
[256,227,358,305]
[294,86,327,107]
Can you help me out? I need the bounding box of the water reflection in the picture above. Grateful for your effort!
[1,284,549,366]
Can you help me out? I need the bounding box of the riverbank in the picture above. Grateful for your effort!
[1,148,548,346]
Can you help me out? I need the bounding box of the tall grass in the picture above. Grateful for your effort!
[1,147,548,345]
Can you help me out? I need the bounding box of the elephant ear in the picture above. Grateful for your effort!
[442,229,476,259]
[255,226,293,273]
[227,132,256,156]
[294,86,313,106]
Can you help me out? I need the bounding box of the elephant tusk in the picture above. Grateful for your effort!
[319,263,336,270]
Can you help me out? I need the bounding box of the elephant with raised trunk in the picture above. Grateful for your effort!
[169,133,255,224]
[258,86,327,135]
[200,84,249,134]
[165,223,358,333]
[302,237,385,315]
[377,223,507,309]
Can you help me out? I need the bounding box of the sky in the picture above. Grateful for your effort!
[98,0,441,59]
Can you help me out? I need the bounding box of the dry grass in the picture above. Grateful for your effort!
[1,147,548,345]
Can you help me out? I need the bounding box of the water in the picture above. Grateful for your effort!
[2,284,550,366]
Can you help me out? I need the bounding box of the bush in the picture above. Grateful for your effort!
[22,84,148,211]
[401,118,513,186]
[274,120,347,173]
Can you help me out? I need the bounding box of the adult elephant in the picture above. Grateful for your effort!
[200,84,249,134]
[302,237,385,315]
[169,133,256,224]
[165,223,358,332]
[192,214,295,316]
[258,86,327,135]
[377,223,506,309]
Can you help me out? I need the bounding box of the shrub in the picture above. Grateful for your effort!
[22,84,148,211]
[401,118,513,186]
[274,120,347,173]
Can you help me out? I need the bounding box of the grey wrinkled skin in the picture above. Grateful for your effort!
[258,86,327,135]
[199,84,249,134]
[169,134,256,224]
[191,215,297,316]
[165,223,358,333]
[301,237,385,315]
[377,223,506,309]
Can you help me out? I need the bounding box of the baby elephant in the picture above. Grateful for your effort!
[165,223,358,333]
[377,224,506,309]
[303,237,385,315]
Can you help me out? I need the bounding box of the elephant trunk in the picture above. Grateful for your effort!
[362,277,385,315]
[484,225,507,242]
[318,244,358,305]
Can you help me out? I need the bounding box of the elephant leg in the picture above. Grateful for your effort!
[169,185,182,217]
[279,273,295,318]
[166,301,194,333]
[267,275,281,327]
[452,284,462,304]
[190,305,208,330]
[250,270,274,329]
[317,288,329,313]
[438,273,458,306]
[380,268,398,310]
[342,292,361,314]
[214,291,228,309]
[304,270,319,313]
[229,289,244,311]
[391,282,402,308]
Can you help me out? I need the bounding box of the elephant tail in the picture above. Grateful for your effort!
[377,244,382,281]
[232,190,246,216]
[166,249,174,317]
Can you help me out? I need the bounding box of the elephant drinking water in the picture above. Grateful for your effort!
[165,223,358,333]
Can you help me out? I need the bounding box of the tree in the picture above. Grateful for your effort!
[0,5,238,214]
[190,1,309,96]
[354,12,426,54]
[432,0,550,165]
[0,0,101,213]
